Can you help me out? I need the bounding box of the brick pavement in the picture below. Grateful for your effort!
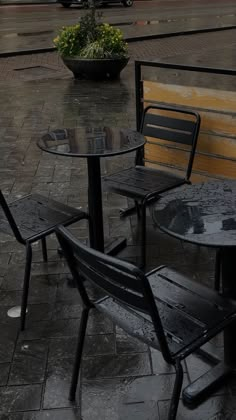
[1,0,236,54]
[0,29,236,420]
[1,28,236,81]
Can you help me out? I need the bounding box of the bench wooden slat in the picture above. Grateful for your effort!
[144,81,236,113]
[145,144,236,178]
[143,81,236,180]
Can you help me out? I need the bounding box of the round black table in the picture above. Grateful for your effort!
[152,179,236,404]
[38,127,146,253]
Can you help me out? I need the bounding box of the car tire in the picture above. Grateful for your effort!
[60,1,72,7]
[123,0,133,6]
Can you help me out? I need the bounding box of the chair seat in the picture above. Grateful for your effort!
[97,266,236,360]
[103,166,186,200]
[0,193,87,242]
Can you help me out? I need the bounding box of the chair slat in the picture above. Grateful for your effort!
[150,266,236,312]
[150,274,229,327]
[144,125,193,146]
[157,299,205,344]
[75,258,149,313]
[144,113,196,133]
[74,251,144,294]
[75,241,143,294]
[104,167,185,199]
[98,297,183,355]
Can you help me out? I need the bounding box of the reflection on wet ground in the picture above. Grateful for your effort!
[1,1,236,54]
[0,73,235,419]
[1,3,236,418]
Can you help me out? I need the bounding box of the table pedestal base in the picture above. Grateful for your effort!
[120,205,137,218]
[182,361,233,405]
[195,347,221,365]
[105,237,127,256]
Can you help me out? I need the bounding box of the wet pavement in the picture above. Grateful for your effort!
[0,0,236,54]
[0,70,231,419]
[1,1,236,419]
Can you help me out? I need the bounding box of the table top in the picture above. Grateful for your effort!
[38,127,146,158]
[152,179,236,248]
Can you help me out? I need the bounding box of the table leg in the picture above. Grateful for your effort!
[87,157,104,252]
[221,248,236,366]
[87,157,127,255]
[182,247,236,405]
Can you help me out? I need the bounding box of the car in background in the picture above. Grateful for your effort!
[59,0,133,8]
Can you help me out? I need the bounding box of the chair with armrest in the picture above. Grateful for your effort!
[56,226,236,420]
[0,191,88,330]
[103,104,201,267]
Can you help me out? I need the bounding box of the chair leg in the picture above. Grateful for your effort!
[140,203,146,268]
[20,243,32,331]
[41,237,48,262]
[69,307,90,401]
[214,248,221,292]
[168,361,183,420]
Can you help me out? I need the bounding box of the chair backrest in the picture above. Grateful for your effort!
[0,191,24,244]
[140,104,201,180]
[56,226,172,362]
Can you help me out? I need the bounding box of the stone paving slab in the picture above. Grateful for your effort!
[1,28,236,81]
[0,20,236,420]
[1,0,236,54]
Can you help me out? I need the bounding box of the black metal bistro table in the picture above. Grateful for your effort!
[38,127,146,253]
[152,179,236,404]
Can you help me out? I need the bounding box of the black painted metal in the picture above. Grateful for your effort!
[21,243,32,331]
[105,237,127,256]
[56,226,236,418]
[152,180,236,248]
[41,237,48,262]
[221,248,236,367]
[152,179,236,402]
[195,347,221,366]
[135,63,142,132]
[38,127,145,158]
[135,60,236,75]
[69,307,90,401]
[0,191,24,244]
[38,127,145,254]
[119,204,137,218]
[182,362,232,405]
[103,105,200,266]
[214,248,222,291]
[0,190,88,330]
[169,361,183,420]
[87,157,104,252]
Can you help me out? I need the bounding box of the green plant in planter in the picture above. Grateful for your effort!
[53,8,128,59]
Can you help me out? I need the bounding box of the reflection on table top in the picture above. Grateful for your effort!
[152,179,236,248]
[38,127,146,158]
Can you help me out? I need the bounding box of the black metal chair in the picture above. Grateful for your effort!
[0,191,88,330]
[56,226,236,420]
[103,104,201,267]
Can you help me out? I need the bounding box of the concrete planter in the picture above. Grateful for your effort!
[62,56,129,80]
